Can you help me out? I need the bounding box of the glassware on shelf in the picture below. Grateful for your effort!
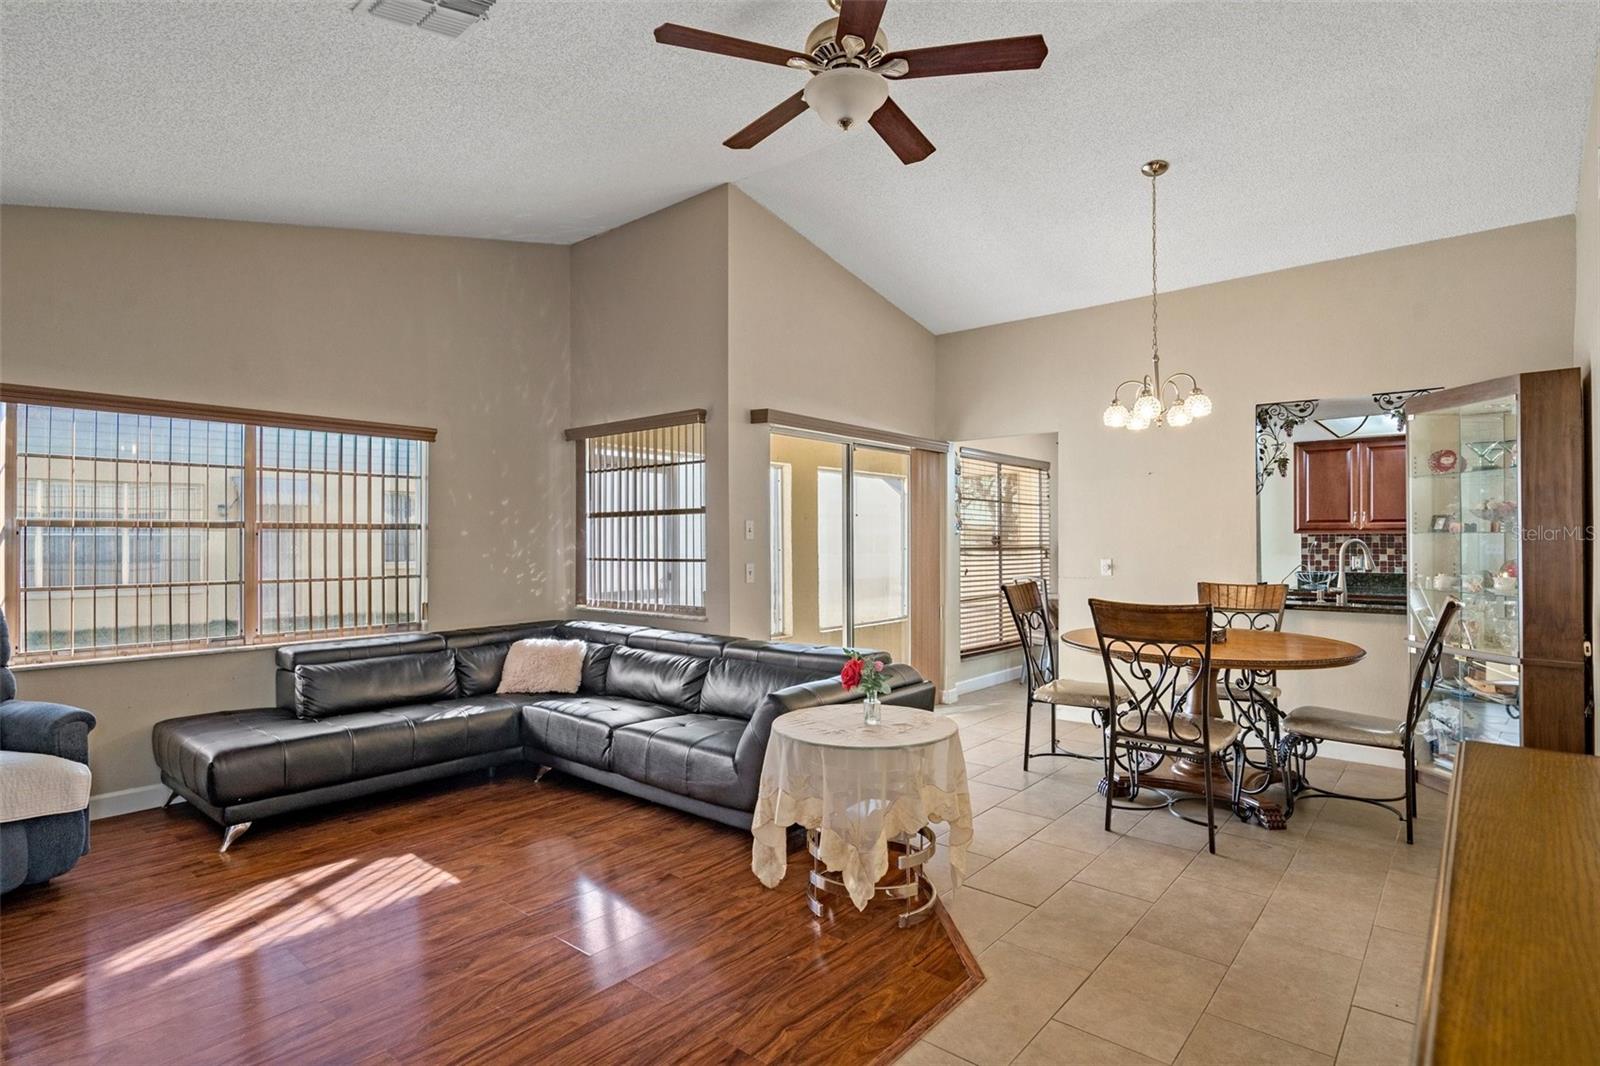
[1421,652,1522,773]
[1408,388,1526,776]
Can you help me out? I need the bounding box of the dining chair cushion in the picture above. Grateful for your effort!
[1280,705,1406,749]
[1214,680,1282,704]
[1035,677,1129,710]
[1114,714,1239,753]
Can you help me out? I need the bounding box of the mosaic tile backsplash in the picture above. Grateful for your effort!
[1300,532,1406,574]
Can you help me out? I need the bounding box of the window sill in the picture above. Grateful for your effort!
[573,605,710,623]
[11,629,423,671]
[11,641,278,672]
[960,641,1023,660]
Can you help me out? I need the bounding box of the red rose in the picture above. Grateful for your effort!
[840,658,863,690]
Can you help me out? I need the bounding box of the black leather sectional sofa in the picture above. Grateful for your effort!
[152,619,934,850]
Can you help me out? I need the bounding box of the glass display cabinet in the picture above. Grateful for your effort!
[1405,368,1589,782]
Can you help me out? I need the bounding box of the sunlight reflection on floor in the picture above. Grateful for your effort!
[10,855,459,1008]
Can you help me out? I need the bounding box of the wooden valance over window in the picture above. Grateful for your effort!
[564,409,707,442]
[749,409,948,453]
[0,384,438,442]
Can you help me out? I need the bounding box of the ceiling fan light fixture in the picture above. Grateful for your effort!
[802,66,889,131]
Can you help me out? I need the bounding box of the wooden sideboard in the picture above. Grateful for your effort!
[1415,741,1600,1064]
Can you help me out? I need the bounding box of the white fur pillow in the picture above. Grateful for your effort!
[497,638,586,695]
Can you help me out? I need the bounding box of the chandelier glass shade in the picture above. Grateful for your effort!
[1102,160,1212,432]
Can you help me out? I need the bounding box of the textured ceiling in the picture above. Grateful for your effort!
[3,1,1597,333]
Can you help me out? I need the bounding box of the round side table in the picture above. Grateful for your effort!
[751,704,973,928]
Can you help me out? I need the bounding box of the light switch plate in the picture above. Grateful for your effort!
[745,563,755,583]
[1099,558,1114,576]
[745,519,755,541]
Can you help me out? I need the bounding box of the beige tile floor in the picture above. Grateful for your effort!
[902,685,1443,1066]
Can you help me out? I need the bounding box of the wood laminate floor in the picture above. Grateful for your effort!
[1,767,978,1065]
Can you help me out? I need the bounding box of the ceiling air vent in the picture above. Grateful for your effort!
[365,0,494,39]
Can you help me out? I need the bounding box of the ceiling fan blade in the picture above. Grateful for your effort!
[654,23,804,67]
[724,92,809,150]
[836,0,888,46]
[884,34,1048,79]
[869,97,935,164]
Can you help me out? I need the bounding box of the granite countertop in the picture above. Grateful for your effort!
[1286,598,1406,616]
[1287,571,1406,615]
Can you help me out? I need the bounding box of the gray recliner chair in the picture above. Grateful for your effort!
[0,610,97,893]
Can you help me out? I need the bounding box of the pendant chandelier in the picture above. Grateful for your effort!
[1102,160,1212,431]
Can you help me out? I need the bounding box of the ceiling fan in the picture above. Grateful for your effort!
[654,0,1047,164]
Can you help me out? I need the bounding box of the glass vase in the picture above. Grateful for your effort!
[863,695,882,726]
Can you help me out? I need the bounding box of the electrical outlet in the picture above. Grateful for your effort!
[745,563,755,583]
[745,519,755,541]
[1100,558,1114,576]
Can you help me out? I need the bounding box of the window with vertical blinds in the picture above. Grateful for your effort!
[1,390,432,663]
[572,413,707,618]
[957,450,1051,655]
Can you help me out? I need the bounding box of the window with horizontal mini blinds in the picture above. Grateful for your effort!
[569,411,707,618]
[958,451,1051,656]
[0,388,432,663]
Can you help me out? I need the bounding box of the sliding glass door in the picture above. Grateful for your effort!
[849,445,910,662]
[769,433,910,662]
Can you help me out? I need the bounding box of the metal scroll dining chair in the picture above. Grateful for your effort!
[1278,598,1460,844]
[1196,581,1288,709]
[1002,579,1129,772]
[1089,599,1240,854]
[1197,581,1288,813]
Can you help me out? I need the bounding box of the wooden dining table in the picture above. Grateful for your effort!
[1059,627,1366,828]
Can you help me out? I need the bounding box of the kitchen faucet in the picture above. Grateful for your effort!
[1335,537,1374,605]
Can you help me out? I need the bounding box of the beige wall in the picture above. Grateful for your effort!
[569,187,732,631]
[1578,64,1599,372]
[1575,62,1599,686]
[726,188,938,639]
[0,206,573,799]
[937,217,1578,722]
[565,185,937,639]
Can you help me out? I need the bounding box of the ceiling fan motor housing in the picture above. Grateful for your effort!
[805,18,888,67]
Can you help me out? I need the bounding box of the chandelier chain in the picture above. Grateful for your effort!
[1150,170,1159,364]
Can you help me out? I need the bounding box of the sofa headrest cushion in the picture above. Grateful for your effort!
[721,639,888,673]
[456,639,614,696]
[699,658,829,720]
[556,620,644,647]
[444,622,563,650]
[277,632,446,670]
[580,642,614,694]
[454,643,509,696]
[294,649,459,719]
[604,646,710,711]
[624,628,736,658]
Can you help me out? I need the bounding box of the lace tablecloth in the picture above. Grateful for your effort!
[751,704,973,911]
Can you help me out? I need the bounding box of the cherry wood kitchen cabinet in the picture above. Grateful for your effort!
[1293,434,1406,533]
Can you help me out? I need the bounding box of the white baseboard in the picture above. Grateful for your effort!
[951,666,1023,699]
[89,783,173,821]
